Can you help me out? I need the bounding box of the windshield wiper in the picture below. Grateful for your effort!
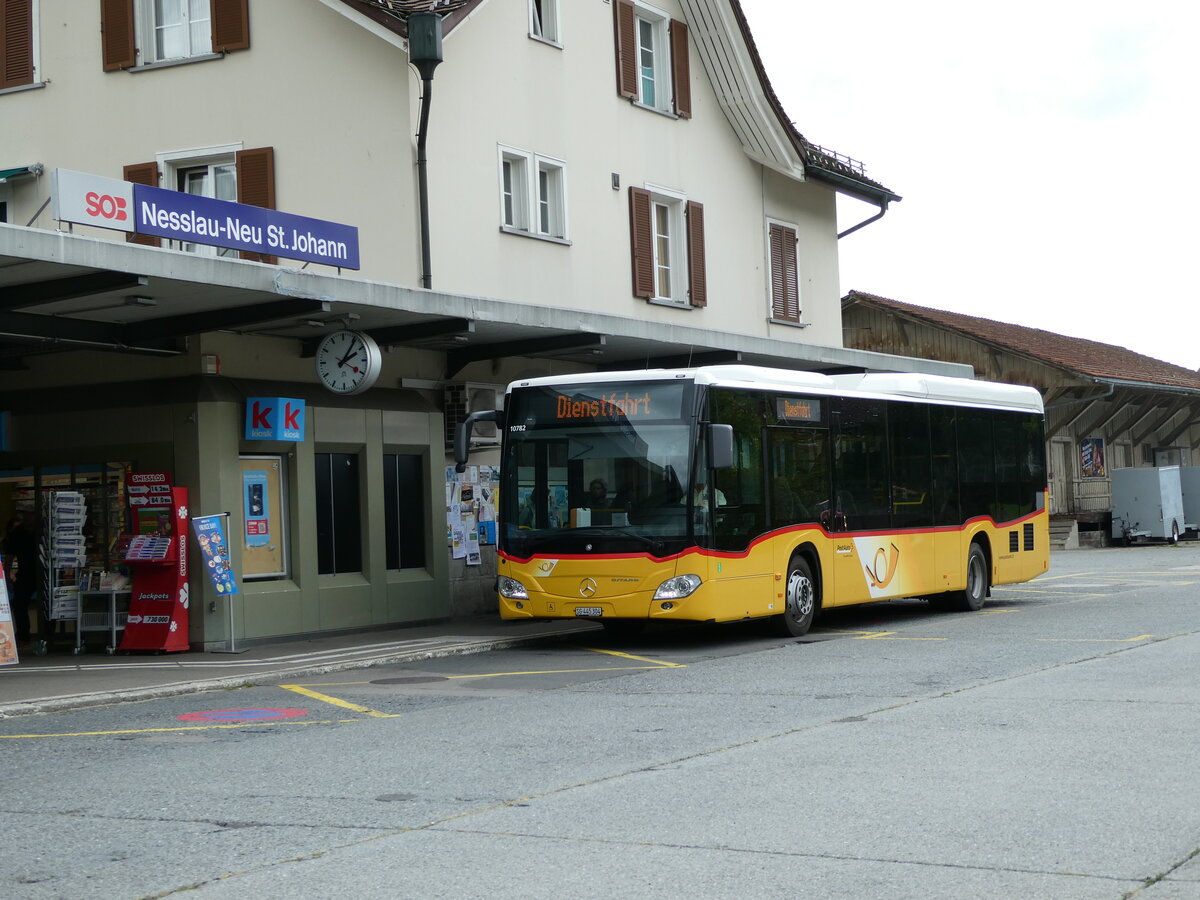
[589,527,666,555]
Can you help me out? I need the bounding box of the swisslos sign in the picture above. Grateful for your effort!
[51,169,360,270]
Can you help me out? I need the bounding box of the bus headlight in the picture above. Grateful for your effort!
[497,576,528,600]
[653,574,701,600]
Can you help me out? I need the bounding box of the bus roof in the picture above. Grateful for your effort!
[508,365,1044,414]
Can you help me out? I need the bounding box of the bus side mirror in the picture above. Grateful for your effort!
[454,409,505,472]
[709,424,734,470]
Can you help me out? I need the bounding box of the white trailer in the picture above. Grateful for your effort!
[1179,467,1200,533]
[1111,466,1185,543]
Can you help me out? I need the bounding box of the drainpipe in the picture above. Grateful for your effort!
[838,204,887,240]
[408,13,444,290]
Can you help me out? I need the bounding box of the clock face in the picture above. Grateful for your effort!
[315,330,382,395]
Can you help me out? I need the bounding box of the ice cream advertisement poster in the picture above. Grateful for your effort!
[0,559,17,666]
[191,514,240,595]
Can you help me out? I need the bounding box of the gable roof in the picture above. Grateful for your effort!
[331,0,899,207]
[719,0,899,206]
[844,290,1200,393]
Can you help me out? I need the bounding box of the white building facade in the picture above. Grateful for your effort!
[0,0,963,645]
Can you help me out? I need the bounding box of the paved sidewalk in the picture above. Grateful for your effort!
[0,617,600,718]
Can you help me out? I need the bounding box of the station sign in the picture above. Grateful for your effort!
[51,169,360,269]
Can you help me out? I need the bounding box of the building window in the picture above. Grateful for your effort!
[768,221,800,323]
[529,0,558,43]
[613,1,690,117]
[125,144,276,260]
[176,155,237,256]
[315,452,362,575]
[383,453,427,570]
[498,145,568,241]
[147,0,212,62]
[629,185,705,307]
[1,0,37,89]
[102,0,249,71]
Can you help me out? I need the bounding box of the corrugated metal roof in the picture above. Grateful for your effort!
[844,291,1200,391]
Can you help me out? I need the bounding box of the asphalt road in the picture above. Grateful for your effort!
[2,544,1199,899]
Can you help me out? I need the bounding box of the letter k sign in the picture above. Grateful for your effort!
[252,401,274,430]
[284,403,301,430]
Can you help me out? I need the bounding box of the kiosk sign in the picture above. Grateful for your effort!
[245,397,305,441]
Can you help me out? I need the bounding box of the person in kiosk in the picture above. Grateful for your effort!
[3,511,38,645]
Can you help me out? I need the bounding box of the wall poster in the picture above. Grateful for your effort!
[239,455,288,579]
[1080,438,1106,478]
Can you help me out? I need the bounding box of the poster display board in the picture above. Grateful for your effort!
[238,456,287,579]
[446,465,498,567]
[118,485,190,653]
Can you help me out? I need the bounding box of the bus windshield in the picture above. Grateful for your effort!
[500,380,696,557]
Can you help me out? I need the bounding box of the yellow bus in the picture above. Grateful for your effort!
[455,365,1048,636]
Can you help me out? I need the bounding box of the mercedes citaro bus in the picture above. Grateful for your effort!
[455,365,1048,636]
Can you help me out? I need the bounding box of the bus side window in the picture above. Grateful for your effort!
[889,403,932,528]
[930,407,961,526]
[832,398,890,531]
[957,409,994,520]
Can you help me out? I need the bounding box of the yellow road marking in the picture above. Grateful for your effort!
[279,684,401,718]
[1039,634,1154,643]
[580,647,686,667]
[980,609,1020,614]
[0,718,351,740]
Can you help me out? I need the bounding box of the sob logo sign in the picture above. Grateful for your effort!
[86,191,129,222]
[52,170,135,234]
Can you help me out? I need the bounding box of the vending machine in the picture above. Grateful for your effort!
[118,483,190,652]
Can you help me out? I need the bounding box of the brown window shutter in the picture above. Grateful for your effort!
[211,0,250,53]
[1,0,34,89]
[237,146,276,263]
[628,187,653,299]
[769,223,799,321]
[686,201,706,307]
[670,19,691,118]
[614,0,637,100]
[123,162,161,246]
[101,0,136,72]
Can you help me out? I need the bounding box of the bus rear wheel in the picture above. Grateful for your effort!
[942,542,988,612]
[772,556,816,637]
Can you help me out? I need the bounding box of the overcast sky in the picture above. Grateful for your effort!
[738,0,1199,370]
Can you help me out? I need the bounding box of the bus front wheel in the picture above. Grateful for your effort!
[772,556,817,637]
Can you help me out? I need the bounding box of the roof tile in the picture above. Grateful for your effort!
[844,291,1200,391]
